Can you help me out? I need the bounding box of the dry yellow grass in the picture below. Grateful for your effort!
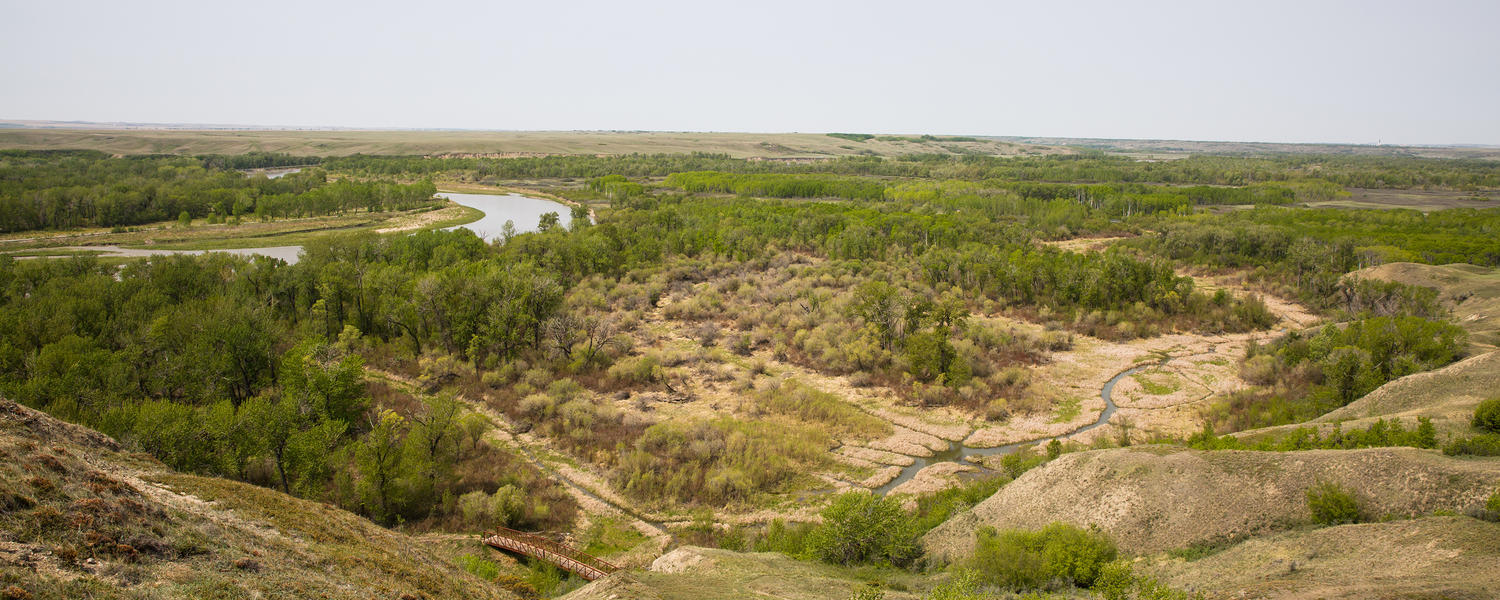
[0,398,514,599]
[923,446,1500,558]
[1141,516,1500,600]
[0,128,1056,158]
[1349,261,1500,349]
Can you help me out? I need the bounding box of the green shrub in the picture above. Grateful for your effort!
[913,474,1007,534]
[753,518,815,557]
[807,492,921,567]
[456,553,500,581]
[923,571,983,600]
[846,585,885,600]
[1488,489,1500,513]
[968,522,1118,591]
[1306,481,1361,526]
[1442,433,1500,456]
[1474,397,1500,434]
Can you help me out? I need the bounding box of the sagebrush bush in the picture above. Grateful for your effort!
[1306,481,1361,526]
[1474,397,1500,434]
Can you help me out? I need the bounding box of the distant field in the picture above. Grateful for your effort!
[0,128,1055,158]
[1307,187,1496,211]
[999,136,1500,160]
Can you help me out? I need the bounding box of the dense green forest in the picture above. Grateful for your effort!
[322,150,1500,188]
[0,151,437,232]
[1,149,1496,535]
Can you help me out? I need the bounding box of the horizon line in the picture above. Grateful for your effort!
[2,118,1496,151]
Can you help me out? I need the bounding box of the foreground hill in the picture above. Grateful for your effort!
[1141,516,1500,599]
[923,446,1499,558]
[563,546,927,600]
[0,398,511,600]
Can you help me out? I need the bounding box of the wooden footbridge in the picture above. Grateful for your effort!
[482,527,620,581]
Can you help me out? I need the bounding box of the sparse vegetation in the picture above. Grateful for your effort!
[1187,417,1438,451]
[1306,481,1362,526]
[967,522,1118,591]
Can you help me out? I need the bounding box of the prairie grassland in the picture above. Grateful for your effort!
[0,128,1053,158]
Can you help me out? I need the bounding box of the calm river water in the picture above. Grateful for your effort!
[16,192,571,265]
[439,192,575,242]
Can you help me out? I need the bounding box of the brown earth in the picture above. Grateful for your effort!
[1141,516,1500,600]
[0,398,513,599]
[922,446,1500,558]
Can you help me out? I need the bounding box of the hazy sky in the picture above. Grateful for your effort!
[3,0,1497,145]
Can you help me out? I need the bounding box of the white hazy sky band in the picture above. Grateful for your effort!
[1,0,1497,145]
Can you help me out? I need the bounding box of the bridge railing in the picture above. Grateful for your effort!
[483,527,620,581]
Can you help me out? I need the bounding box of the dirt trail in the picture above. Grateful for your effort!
[362,368,674,560]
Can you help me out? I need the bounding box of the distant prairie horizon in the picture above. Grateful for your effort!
[2,119,1497,151]
[4,1,1499,146]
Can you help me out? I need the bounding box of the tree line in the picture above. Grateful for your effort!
[0,152,438,232]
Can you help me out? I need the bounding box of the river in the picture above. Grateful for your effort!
[14,191,573,265]
[874,358,1167,495]
[439,192,577,242]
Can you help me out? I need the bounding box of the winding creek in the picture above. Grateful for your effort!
[873,358,1170,495]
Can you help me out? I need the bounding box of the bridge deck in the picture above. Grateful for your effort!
[482,527,620,581]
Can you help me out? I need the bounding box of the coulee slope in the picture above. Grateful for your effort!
[0,398,513,600]
[923,446,1498,558]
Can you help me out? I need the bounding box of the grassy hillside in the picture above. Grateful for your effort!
[0,129,1049,158]
[922,446,1500,558]
[564,546,929,600]
[1350,262,1500,349]
[0,398,512,600]
[1225,350,1500,444]
[1140,516,1500,599]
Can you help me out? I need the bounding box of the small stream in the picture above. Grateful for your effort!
[874,358,1166,495]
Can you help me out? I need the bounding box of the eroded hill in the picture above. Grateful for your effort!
[1139,516,1500,599]
[0,398,511,600]
[922,446,1499,558]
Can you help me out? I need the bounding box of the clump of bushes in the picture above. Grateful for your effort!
[755,378,890,439]
[613,418,826,506]
[1443,434,1500,457]
[1442,398,1500,457]
[1471,488,1500,523]
[458,485,525,529]
[807,492,921,567]
[1211,316,1466,431]
[967,522,1117,591]
[1188,417,1437,451]
[1305,481,1361,526]
[457,553,501,580]
[1474,397,1500,433]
